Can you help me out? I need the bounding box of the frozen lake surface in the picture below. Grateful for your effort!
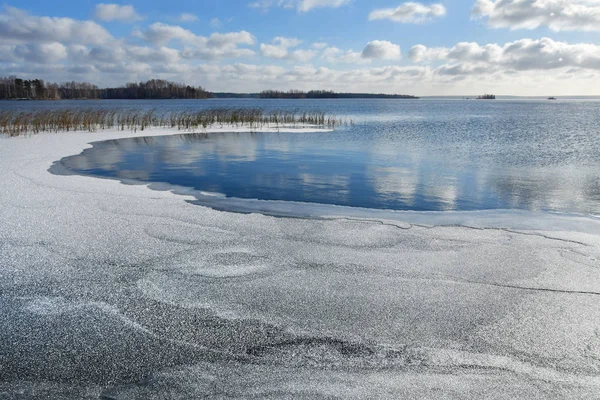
[1,99,600,398]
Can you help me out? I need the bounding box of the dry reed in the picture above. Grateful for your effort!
[0,108,347,137]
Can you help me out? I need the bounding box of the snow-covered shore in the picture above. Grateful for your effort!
[1,127,600,398]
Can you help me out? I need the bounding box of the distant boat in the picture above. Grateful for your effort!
[477,94,496,100]
[548,97,557,100]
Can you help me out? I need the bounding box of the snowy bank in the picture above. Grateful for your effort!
[1,126,600,398]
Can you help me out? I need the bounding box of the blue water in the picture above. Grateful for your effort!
[56,99,600,215]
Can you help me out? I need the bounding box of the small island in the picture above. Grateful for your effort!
[477,94,496,100]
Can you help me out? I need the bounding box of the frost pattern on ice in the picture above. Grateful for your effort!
[1,127,600,398]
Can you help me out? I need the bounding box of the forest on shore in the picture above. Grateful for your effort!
[0,76,418,100]
[0,77,210,100]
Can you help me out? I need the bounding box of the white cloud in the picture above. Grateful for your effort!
[472,0,600,31]
[369,2,446,23]
[126,45,181,64]
[180,47,255,61]
[260,37,304,59]
[249,0,350,12]
[289,49,318,62]
[446,42,503,64]
[249,0,295,11]
[14,42,68,63]
[1,41,170,67]
[409,44,449,62]
[67,43,181,66]
[322,47,366,64]
[136,23,256,60]
[207,31,256,47]
[210,18,222,28]
[179,13,199,22]
[321,41,401,63]
[0,45,20,62]
[362,40,401,60]
[297,0,350,12]
[136,23,198,45]
[95,4,143,23]
[0,6,113,45]
[311,42,328,49]
[412,37,600,73]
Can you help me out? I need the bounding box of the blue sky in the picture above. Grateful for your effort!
[2,0,600,95]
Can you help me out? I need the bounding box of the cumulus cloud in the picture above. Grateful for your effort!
[249,0,350,12]
[409,44,448,62]
[260,37,316,61]
[14,42,68,64]
[369,2,446,23]
[95,4,143,23]
[289,49,318,62]
[124,45,181,64]
[411,37,600,73]
[446,42,503,64]
[136,23,256,60]
[180,47,255,61]
[501,38,600,70]
[322,47,365,64]
[297,0,350,12]
[0,41,136,66]
[207,31,256,48]
[136,23,198,45]
[311,42,328,49]
[321,41,402,63]
[66,43,182,68]
[249,0,295,11]
[0,45,20,63]
[362,40,402,60]
[472,0,600,31]
[0,6,113,45]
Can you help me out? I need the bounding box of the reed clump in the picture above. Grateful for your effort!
[0,108,348,137]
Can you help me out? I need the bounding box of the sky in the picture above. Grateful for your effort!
[2,0,600,95]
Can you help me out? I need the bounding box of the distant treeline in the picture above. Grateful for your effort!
[211,92,261,99]
[0,77,210,100]
[259,90,418,99]
[0,76,417,100]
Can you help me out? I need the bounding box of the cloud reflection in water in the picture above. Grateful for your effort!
[60,125,600,216]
